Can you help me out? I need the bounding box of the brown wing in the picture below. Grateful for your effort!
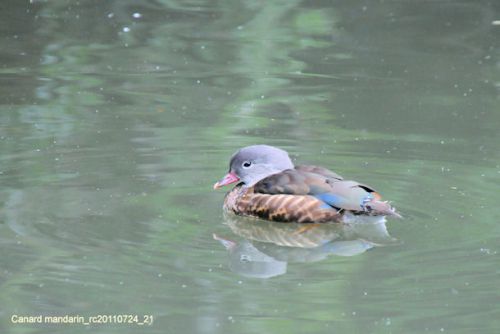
[295,165,343,181]
[253,169,334,195]
[223,185,340,223]
[247,169,397,217]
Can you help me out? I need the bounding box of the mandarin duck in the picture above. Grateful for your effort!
[213,145,401,223]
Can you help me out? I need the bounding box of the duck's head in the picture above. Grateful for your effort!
[213,145,294,189]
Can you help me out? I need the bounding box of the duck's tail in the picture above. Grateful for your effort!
[364,200,402,218]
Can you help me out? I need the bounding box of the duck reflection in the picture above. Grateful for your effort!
[214,214,397,278]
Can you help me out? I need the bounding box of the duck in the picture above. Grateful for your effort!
[213,145,401,223]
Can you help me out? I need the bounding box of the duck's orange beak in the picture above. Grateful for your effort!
[213,172,240,189]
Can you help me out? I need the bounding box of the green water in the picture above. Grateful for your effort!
[1,0,499,333]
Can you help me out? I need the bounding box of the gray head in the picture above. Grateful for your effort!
[214,145,294,188]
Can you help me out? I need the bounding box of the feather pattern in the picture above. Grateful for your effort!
[223,166,399,223]
[224,184,340,223]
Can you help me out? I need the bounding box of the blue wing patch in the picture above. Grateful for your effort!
[319,202,333,209]
[315,193,342,208]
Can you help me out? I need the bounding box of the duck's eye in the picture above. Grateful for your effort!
[242,161,252,168]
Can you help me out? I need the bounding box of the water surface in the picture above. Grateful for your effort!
[1,1,500,333]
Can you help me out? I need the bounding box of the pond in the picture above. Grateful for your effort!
[1,1,499,333]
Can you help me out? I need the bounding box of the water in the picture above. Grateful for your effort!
[1,0,499,333]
